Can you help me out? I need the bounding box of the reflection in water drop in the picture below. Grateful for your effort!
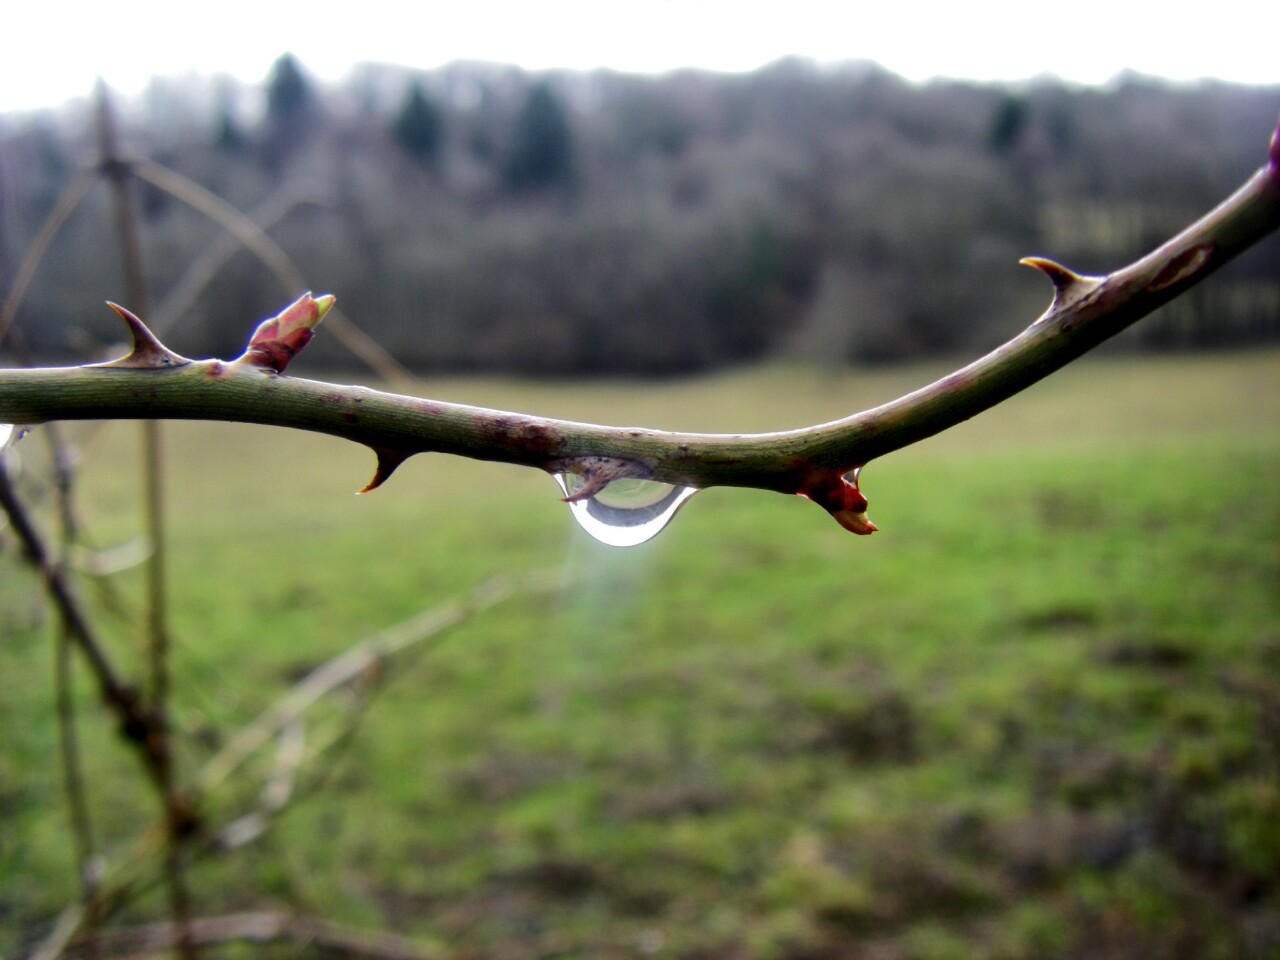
[555,473,699,547]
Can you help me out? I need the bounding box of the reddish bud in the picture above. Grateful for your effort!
[237,293,335,373]
[798,468,878,536]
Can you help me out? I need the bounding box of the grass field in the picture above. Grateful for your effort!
[2,350,1279,959]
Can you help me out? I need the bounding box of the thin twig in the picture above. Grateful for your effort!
[0,432,172,960]
[54,621,102,944]
[57,911,442,960]
[0,463,153,751]
[130,159,414,384]
[0,168,97,350]
[26,905,87,960]
[147,187,324,339]
[94,83,194,960]
[199,576,524,793]
[25,574,554,956]
[45,419,103,954]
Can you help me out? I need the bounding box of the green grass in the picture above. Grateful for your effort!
[2,350,1279,958]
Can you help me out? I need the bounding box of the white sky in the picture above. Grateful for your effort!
[4,0,1276,113]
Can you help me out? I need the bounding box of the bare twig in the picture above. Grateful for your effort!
[22,575,553,956]
[57,911,442,960]
[147,187,324,338]
[0,465,153,752]
[27,905,87,960]
[199,576,524,794]
[94,83,194,960]
[45,402,102,938]
[0,168,97,350]
[130,160,414,384]
[54,622,101,928]
[0,455,181,949]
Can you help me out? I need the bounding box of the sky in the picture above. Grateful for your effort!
[3,0,1275,113]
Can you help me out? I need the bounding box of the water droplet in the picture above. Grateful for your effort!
[555,473,698,547]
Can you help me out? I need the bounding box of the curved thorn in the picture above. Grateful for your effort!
[1019,257,1101,309]
[95,303,190,369]
[548,456,649,503]
[560,473,612,503]
[358,448,413,494]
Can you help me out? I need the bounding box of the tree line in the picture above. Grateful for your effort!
[1,55,1277,374]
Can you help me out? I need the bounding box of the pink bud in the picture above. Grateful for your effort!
[238,293,335,373]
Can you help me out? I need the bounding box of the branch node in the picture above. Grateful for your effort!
[95,303,191,369]
[236,293,335,374]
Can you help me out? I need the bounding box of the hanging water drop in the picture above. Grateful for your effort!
[555,473,699,547]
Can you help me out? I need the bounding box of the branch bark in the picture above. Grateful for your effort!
[2,125,1278,535]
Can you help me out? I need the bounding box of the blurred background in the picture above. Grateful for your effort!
[2,54,1278,371]
[2,4,1279,959]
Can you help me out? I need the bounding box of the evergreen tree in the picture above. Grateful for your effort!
[262,53,315,167]
[267,53,312,128]
[392,82,445,169]
[502,81,574,194]
[989,94,1028,155]
[215,109,245,151]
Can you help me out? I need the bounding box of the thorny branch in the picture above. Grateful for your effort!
[2,124,1279,537]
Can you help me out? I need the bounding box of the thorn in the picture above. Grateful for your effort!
[358,448,413,494]
[1019,257,1101,310]
[237,292,336,374]
[94,303,190,369]
[561,473,611,503]
[547,456,648,502]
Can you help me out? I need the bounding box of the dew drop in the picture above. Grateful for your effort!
[555,473,699,547]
